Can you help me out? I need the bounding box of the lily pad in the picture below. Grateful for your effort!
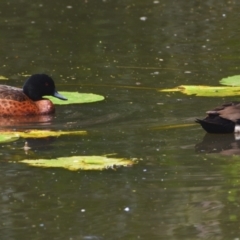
[49,92,105,105]
[220,75,240,87]
[0,130,87,139]
[0,76,8,80]
[151,123,196,130]
[160,85,240,97]
[20,155,137,171]
[0,133,19,143]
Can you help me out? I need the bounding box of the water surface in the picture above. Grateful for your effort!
[0,0,240,239]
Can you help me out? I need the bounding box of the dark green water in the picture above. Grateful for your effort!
[0,0,240,239]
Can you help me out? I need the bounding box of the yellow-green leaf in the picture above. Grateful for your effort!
[160,85,240,97]
[49,92,105,105]
[20,155,137,171]
[220,75,240,86]
[151,123,197,130]
[0,130,87,139]
[0,134,19,143]
[0,76,8,80]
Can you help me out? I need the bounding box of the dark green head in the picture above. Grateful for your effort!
[23,74,67,101]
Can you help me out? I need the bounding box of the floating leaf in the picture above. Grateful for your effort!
[160,85,240,97]
[151,123,197,130]
[48,92,105,105]
[0,133,19,143]
[0,130,87,139]
[0,76,8,80]
[20,155,137,171]
[220,75,240,87]
[21,74,31,77]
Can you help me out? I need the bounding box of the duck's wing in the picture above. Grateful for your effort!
[0,85,29,102]
[206,102,240,123]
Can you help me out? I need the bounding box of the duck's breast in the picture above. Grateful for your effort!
[35,99,55,115]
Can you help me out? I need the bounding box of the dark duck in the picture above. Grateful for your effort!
[0,74,67,116]
[196,102,240,133]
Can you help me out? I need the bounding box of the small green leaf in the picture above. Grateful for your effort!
[151,123,196,130]
[220,75,240,86]
[49,92,105,105]
[0,130,87,139]
[160,85,240,97]
[20,155,137,171]
[0,76,8,80]
[0,134,19,143]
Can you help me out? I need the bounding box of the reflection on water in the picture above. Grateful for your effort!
[0,115,53,128]
[196,133,240,155]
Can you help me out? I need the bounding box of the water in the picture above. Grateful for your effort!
[0,0,240,239]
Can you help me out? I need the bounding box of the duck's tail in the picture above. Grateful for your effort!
[195,118,235,134]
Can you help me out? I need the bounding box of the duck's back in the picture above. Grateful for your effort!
[0,85,29,102]
[196,101,240,133]
[0,85,40,116]
[207,102,240,123]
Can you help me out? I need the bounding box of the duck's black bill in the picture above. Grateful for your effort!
[53,91,68,100]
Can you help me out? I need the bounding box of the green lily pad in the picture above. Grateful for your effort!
[0,130,87,139]
[49,92,105,105]
[160,85,240,97]
[151,123,196,130]
[220,75,240,86]
[0,76,8,80]
[0,134,19,143]
[20,155,137,171]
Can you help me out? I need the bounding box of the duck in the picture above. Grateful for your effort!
[196,102,240,133]
[0,74,67,116]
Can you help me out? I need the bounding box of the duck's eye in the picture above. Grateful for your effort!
[45,82,49,87]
